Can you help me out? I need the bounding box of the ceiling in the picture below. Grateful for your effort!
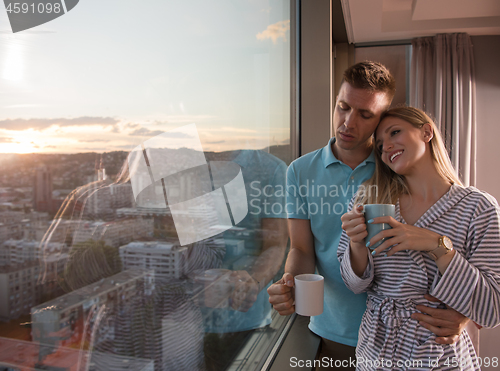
[340,0,500,44]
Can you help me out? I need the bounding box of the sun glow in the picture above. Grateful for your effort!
[0,142,39,154]
[2,39,25,82]
[0,129,44,154]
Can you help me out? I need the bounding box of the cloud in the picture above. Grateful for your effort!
[128,128,166,137]
[78,139,111,143]
[0,117,119,131]
[112,144,136,150]
[206,140,225,144]
[77,147,109,151]
[128,128,194,138]
[0,137,17,143]
[256,20,290,44]
[160,131,193,138]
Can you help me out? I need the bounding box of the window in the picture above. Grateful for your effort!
[0,1,293,370]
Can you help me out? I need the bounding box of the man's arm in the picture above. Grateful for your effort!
[230,217,288,312]
[267,218,316,315]
[251,217,289,286]
[284,218,316,276]
[413,294,470,344]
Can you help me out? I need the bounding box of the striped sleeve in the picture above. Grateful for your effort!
[337,197,374,294]
[430,202,500,328]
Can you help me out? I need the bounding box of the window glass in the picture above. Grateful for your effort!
[0,1,291,370]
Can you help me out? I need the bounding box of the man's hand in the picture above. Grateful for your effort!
[267,272,295,315]
[230,270,260,312]
[412,294,470,344]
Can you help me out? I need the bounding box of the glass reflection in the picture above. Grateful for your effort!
[25,147,288,371]
[0,0,291,369]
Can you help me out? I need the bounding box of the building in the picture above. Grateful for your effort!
[0,250,69,322]
[119,241,188,281]
[72,218,154,248]
[39,253,70,301]
[0,210,27,242]
[31,218,81,245]
[117,207,170,218]
[85,182,134,219]
[33,167,53,213]
[0,262,40,321]
[31,269,154,349]
[98,280,204,371]
[0,239,64,266]
[0,336,154,371]
[21,211,51,241]
[109,183,134,210]
[0,221,24,242]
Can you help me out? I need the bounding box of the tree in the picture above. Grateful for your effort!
[61,239,122,291]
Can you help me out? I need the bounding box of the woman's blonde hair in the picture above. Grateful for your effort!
[356,106,462,205]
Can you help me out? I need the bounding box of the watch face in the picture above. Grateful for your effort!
[442,236,453,250]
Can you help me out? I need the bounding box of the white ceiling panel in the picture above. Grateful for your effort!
[412,0,500,21]
[343,0,500,43]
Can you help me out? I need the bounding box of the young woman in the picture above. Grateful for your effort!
[338,106,500,370]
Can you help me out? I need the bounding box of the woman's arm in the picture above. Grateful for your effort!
[429,203,500,328]
[338,204,374,294]
[368,201,500,328]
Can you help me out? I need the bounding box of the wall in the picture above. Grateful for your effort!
[473,35,500,361]
[354,45,410,107]
[300,0,332,155]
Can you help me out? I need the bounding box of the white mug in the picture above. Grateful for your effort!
[294,274,324,316]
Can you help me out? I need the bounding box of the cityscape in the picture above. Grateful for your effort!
[0,145,289,371]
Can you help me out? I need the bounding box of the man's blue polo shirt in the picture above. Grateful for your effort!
[202,150,287,333]
[286,137,375,346]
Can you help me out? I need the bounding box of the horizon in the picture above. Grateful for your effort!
[0,142,291,156]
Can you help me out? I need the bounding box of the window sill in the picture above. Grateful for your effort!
[266,314,321,371]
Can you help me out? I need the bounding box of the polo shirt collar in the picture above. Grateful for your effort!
[233,150,248,168]
[321,137,376,168]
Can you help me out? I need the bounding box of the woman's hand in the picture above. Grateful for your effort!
[341,204,368,250]
[368,216,441,256]
[341,204,371,276]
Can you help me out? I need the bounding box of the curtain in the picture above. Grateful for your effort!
[410,32,479,352]
[410,33,476,187]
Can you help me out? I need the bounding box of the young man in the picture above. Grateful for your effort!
[267,61,469,370]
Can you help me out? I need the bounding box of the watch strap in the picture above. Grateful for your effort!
[428,236,453,261]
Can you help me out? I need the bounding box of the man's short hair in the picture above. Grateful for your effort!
[343,61,396,103]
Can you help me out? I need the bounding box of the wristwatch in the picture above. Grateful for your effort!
[428,235,453,261]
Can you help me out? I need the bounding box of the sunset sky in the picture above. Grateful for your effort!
[0,0,290,154]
